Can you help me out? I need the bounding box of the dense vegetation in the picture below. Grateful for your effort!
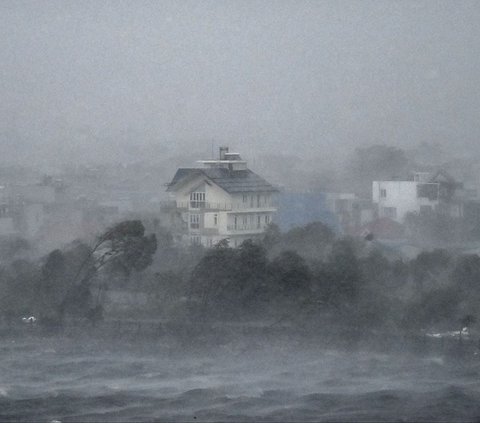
[0,219,479,336]
[0,220,157,327]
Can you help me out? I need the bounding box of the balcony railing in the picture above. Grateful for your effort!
[227,224,267,233]
[171,201,276,211]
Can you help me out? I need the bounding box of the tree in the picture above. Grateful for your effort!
[262,223,282,251]
[36,249,68,323]
[321,238,363,306]
[0,259,39,323]
[390,259,410,287]
[148,271,186,314]
[451,254,480,293]
[360,250,391,289]
[281,222,335,262]
[410,249,452,293]
[402,286,461,330]
[237,240,267,284]
[188,241,239,319]
[60,220,157,323]
[268,250,312,296]
[235,239,268,309]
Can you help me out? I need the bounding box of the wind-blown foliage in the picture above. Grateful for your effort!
[2,218,480,335]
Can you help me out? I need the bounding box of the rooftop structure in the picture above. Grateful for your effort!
[165,147,278,247]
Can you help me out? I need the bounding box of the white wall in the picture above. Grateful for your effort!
[231,193,272,209]
[203,211,228,233]
[175,176,231,207]
[372,181,439,222]
[172,174,276,247]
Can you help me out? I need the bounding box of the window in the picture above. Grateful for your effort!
[189,214,200,229]
[265,215,270,225]
[380,188,387,198]
[250,195,254,207]
[243,194,248,203]
[190,192,205,208]
[417,183,439,201]
[190,235,201,245]
[234,216,238,229]
[213,214,218,225]
[257,195,261,207]
[257,215,261,229]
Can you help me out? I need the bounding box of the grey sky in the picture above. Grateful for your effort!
[1,0,479,165]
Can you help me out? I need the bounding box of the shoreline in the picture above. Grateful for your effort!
[1,320,478,359]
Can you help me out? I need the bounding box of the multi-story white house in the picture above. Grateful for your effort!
[372,171,463,223]
[165,147,278,247]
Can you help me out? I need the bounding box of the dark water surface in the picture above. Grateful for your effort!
[1,334,480,422]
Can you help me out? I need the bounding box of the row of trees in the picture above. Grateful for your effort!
[1,218,480,335]
[140,222,480,334]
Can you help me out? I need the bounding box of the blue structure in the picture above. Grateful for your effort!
[274,191,340,233]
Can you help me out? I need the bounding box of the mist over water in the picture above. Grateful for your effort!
[1,334,480,422]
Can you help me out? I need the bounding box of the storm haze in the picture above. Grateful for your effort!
[4,3,480,421]
[1,0,480,166]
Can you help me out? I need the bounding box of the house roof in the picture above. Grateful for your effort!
[167,168,278,194]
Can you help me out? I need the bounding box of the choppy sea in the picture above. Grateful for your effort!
[1,333,480,422]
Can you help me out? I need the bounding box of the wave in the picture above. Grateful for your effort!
[2,337,480,421]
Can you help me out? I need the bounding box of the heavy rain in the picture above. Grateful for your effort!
[2,1,480,421]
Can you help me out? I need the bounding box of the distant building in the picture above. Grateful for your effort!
[165,147,278,247]
[13,184,57,204]
[6,182,59,238]
[0,186,16,237]
[372,170,463,223]
[323,192,374,235]
[0,179,71,240]
[275,191,339,232]
[275,191,373,235]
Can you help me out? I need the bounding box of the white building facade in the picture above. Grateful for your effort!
[373,171,462,223]
[166,147,278,247]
